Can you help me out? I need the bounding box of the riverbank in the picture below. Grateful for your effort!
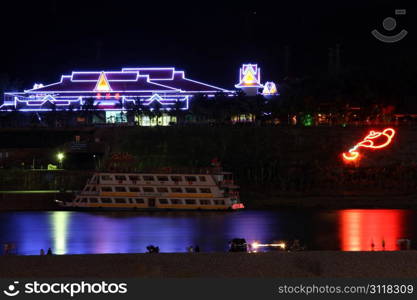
[1,251,417,278]
[243,193,417,209]
[0,191,73,210]
[1,190,417,211]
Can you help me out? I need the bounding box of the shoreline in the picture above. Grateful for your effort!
[1,191,417,211]
[1,251,417,278]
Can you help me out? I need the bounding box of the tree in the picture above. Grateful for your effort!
[80,97,103,125]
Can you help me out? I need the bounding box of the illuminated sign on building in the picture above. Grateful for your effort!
[94,72,112,92]
[1,67,233,112]
[342,128,396,162]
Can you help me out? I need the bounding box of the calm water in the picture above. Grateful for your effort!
[0,209,416,255]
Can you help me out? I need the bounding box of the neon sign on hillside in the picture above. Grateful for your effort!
[342,128,396,162]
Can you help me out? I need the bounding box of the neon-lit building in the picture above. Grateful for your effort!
[262,81,279,96]
[1,64,279,125]
[1,67,233,113]
[235,64,264,96]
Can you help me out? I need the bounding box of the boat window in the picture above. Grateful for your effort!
[185,188,197,193]
[128,175,140,181]
[143,175,155,181]
[185,176,197,182]
[171,187,182,193]
[214,200,225,205]
[80,198,87,203]
[157,187,169,193]
[89,198,98,203]
[101,198,112,203]
[200,188,211,193]
[159,199,168,204]
[101,186,113,192]
[185,199,196,205]
[84,186,91,191]
[129,187,141,192]
[199,176,207,182]
[91,186,97,192]
[157,176,169,181]
[115,186,126,192]
[171,199,182,204]
[101,175,113,181]
[200,200,211,205]
[171,175,182,182]
[134,198,144,204]
[115,175,127,181]
[143,187,155,193]
[115,198,126,203]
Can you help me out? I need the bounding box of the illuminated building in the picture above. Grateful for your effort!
[262,81,278,96]
[1,64,280,125]
[1,67,233,123]
[235,64,263,96]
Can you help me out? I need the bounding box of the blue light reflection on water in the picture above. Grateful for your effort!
[0,210,414,255]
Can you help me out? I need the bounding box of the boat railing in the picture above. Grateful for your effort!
[96,167,226,175]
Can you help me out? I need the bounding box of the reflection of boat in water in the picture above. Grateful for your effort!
[56,170,244,211]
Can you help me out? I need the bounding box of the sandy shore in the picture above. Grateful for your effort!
[1,251,417,278]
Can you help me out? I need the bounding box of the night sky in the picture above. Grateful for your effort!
[0,0,414,89]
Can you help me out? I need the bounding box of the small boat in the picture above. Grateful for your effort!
[56,170,244,211]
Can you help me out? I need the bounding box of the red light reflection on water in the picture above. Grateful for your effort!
[339,209,405,251]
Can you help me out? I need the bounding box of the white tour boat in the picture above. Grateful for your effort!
[56,170,244,211]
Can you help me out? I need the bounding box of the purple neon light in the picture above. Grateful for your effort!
[1,67,233,112]
[235,64,264,88]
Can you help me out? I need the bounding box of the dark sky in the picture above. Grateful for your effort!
[0,0,414,89]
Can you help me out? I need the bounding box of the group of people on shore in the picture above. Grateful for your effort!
[40,248,53,256]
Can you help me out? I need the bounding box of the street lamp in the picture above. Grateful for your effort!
[57,152,65,169]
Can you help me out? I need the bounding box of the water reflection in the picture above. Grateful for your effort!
[50,211,71,254]
[0,209,414,255]
[339,209,406,251]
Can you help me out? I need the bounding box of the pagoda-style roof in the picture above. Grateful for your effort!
[24,68,230,94]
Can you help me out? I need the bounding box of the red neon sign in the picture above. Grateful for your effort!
[342,128,396,162]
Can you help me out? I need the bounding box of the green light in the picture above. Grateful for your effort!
[57,152,65,162]
[302,114,313,127]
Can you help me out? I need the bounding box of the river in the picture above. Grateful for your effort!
[0,209,415,255]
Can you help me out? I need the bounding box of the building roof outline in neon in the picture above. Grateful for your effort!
[25,72,181,93]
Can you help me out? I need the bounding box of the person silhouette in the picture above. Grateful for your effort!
[47,248,53,255]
